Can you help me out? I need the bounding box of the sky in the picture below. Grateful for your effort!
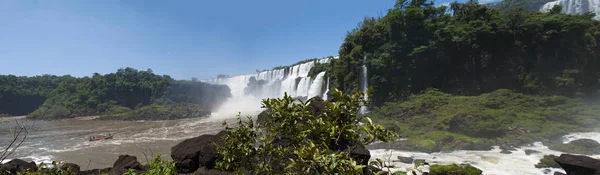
[0,0,489,80]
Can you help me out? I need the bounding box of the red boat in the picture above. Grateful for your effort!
[89,134,114,141]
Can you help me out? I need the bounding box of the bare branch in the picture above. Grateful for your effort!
[0,119,30,162]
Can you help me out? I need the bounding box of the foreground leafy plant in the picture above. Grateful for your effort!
[124,154,176,175]
[215,89,398,174]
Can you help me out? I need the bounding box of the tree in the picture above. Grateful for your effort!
[215,89,398,174]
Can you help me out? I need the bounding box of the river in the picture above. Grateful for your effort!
[0,115,599,175]
[0,115,239,170]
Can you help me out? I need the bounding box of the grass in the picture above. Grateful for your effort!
[370,89,600,152]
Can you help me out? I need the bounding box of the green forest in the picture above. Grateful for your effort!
[326,0,600,106]
[0,68,231,120]
[313,0,600,153]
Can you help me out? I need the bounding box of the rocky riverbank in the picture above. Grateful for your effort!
[369,89,600,153]
[2,130,600,174]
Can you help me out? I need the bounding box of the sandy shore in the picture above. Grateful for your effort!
[64,116,101,121]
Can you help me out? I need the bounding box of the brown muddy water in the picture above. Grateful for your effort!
[0,115,240,170]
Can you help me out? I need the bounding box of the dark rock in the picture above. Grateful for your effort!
[499,145,517,154]
[171,130,228,173]
[349,144,371,166]
[193,167,234,175]
[525,149,541,155]
[542,169,551,174]
[308,96,326,114]
[363,165,384,175]
[0,159,37,174]
[256,110,269,125]
[397,156,414,164]
[109,155,143,175]
[61,163,80,172]
[553,172,566,175]
[555,154,600,175]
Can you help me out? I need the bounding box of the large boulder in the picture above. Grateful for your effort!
[0,159,37,174]
[550,139,600,155]
[171,130,228,173]
[555,154,600,175]
[108,155,143,175]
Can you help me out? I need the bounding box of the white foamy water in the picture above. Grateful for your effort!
[370,132,600,175]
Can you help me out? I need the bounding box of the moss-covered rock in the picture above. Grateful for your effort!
[549,139,600,155]
[429,164,482,175]
[534,155,560,168]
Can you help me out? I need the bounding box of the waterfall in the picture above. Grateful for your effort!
[308,72,326,98]
[323,77,330,100]
[359,56,369,114]
[205,58,336,118]
[540,0,600,20]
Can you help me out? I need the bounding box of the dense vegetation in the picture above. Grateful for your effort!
[368,88,600,152]
[0,68,231,120]
[490,0,554,11]
[215,90,399,174]
[0,75,74,116]
[330,0,600,107]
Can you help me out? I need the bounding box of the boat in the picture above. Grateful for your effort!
[88,134,114,141]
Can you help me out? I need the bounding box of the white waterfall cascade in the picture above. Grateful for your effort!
[205,57,336,118]
[359,56,369,114]
[540,0,600,20]
[323,77,330,100]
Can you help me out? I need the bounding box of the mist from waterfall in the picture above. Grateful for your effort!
[204,57,336,118]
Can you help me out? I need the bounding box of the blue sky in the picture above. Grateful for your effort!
[0,0,484,80]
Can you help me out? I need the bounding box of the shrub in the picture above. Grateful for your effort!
[124,154,176,175]
[215,89,398,174]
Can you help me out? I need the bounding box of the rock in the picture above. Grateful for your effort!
[535,155,561,168]
[553,172,566,175]
[349,144,371,166]
[171,130,228,173]
[542,169,551,174]
[0,159,37,174]
[550,139,600,155]
[256,110,269,125]
[499,145,517,154]
[308,96,326,114]
[108,155,143,175]
[397,156,414,164]
[500,149,512,154]
[555,154,600,175]
[61,163,80,173]
[525,149,541,155]
[363,165,384,175]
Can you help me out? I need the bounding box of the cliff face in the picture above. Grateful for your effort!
[541,0,600,19]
